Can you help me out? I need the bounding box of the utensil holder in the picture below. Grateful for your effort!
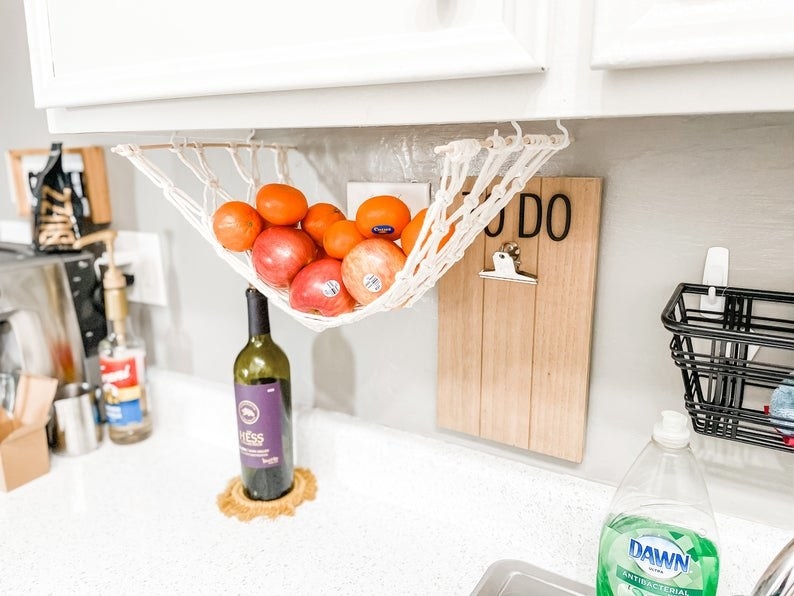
[47,383,104,456]
[661,283,794,452]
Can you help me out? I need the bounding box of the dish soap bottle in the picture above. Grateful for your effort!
[233,287,294,500]
[596,410,719,596]
[76,230,152,444]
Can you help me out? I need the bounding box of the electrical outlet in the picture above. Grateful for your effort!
[346,181,431,220]
[96,231,168,307]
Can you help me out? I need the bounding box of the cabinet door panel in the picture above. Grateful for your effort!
[591,0,794,69]
[25,0,549,108]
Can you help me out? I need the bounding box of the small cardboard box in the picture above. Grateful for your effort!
[0,374,58,492]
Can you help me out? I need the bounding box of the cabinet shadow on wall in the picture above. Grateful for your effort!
[692,434,794,496]
[312,328,355,415]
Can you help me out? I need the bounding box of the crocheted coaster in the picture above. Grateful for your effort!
[217,467,317,521]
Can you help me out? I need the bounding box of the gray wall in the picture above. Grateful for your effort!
[2,0,793,531]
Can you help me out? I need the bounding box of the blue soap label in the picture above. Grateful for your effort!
[106,399,143,426]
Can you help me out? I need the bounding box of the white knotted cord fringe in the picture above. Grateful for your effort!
[112,124,569,332]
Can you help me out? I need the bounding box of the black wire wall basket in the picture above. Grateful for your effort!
[662,283,794,452]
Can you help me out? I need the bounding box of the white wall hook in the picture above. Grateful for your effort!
[479,242,538,285]
[700,246,729,318]
[697,246,760,361]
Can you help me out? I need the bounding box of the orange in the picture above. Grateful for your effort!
[355,195,411,241]
[255,183,309,226]
[400,208,455,258]
[300,202,346,245]
[323,219,366,260]
[212,201,264,252]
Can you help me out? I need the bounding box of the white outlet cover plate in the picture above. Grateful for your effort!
[0,219,32,244]
[103,231,168,307]
[346,181,431,221]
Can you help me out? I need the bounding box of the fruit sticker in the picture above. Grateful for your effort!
[371,225,395,236]
[363,274,383,292]
[322,280,340,297]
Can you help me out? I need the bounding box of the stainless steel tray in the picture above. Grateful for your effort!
[470,559,594,596]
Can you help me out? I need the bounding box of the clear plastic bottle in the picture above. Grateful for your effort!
[597,410,719,596]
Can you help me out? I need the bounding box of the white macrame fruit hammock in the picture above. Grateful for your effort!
[112,122,569,332]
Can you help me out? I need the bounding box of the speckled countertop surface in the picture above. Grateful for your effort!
[1,370,790,595]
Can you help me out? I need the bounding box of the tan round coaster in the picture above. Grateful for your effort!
[217,467,317,521]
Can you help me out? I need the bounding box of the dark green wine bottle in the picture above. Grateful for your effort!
[233,287,294,501]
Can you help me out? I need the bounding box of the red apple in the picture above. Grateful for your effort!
[252,226,317,289]
[341,238,407,305]
[289,258,357,316]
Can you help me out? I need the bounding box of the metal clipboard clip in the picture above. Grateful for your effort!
[479,241,537,285]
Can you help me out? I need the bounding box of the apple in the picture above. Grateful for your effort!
[341,238,407,305]
[289,258,357,316]
[252,226,317,289]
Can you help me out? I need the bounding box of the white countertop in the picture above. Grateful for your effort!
[1,370,791,595]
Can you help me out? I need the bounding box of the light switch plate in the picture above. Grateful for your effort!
[346,181,431,220]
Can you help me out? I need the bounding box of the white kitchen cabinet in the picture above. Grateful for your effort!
[23,0,794,133]
[591,0,794,69]
[24,0,548,107]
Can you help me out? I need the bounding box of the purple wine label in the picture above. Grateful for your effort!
[234,382,284,469]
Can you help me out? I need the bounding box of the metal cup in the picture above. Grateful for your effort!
[48,383,103,456]
[0,372,15,416]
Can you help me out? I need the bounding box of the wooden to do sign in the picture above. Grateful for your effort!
[437,177,603,463]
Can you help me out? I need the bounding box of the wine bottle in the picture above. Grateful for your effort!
[233,287,294,500]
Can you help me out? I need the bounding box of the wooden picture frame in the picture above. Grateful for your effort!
[4,146,111,224]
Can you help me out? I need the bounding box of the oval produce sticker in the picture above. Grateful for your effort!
[363,274,383,292]
[322,280,341,297]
